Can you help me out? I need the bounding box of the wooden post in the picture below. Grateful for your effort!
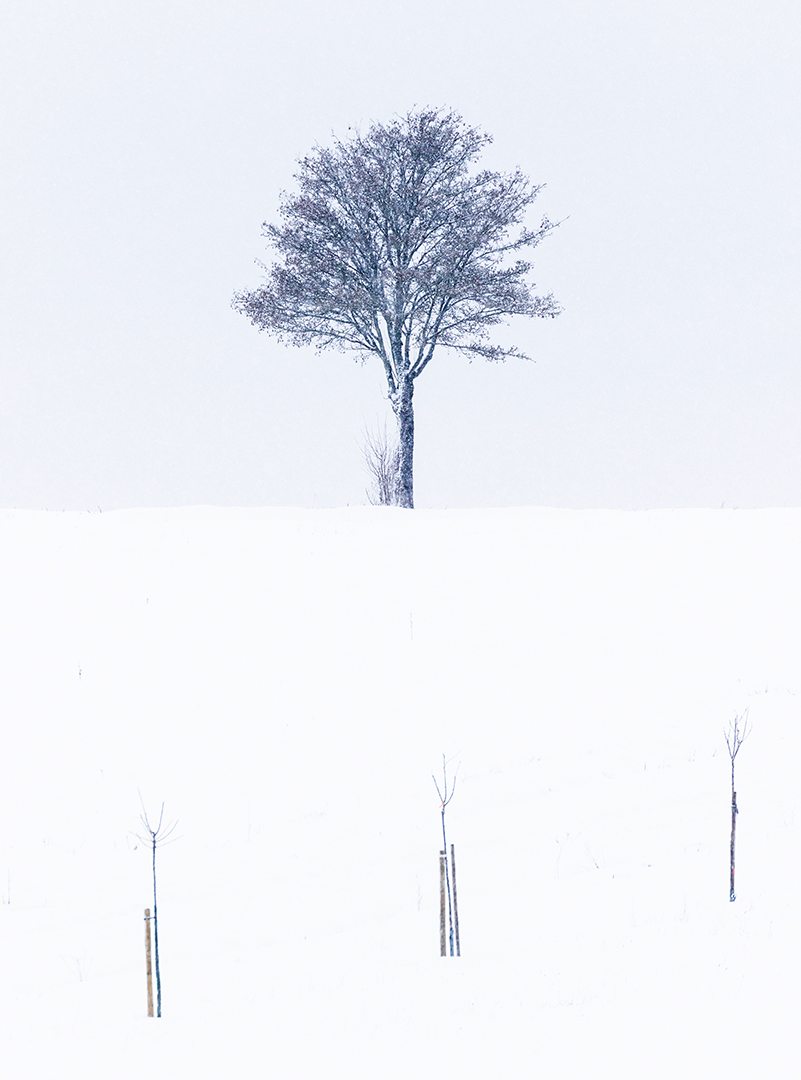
[450,844,460,957]
[144,908,154,1016]
[439,851,447,956]
[730,791,738,902]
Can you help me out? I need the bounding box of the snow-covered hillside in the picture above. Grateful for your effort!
[1,507,798,1078]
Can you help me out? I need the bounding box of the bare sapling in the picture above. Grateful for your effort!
[725,709,750,902]
[136,797,179,1017]
[432,754,459,956]
[362,422,400,506]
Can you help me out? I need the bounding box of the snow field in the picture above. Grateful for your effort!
[0,506,799,1077]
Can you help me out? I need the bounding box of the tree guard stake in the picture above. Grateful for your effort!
[144,908,154,1017]
[451,843,461,958]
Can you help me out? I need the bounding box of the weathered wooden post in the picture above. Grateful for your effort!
[451,844,460,957]
[439,851,447,956]
[144,908,154,1017]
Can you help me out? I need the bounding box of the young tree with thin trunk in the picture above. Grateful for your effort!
[136,798,178,1017]
[725,710,750,902]
[233,108,561,508]
[433,754,460,956]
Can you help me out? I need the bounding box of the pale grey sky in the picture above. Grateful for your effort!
[1,0,799,509]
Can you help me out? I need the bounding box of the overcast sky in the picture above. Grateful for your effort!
[1,0,799,510]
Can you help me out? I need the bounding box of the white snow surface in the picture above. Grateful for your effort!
[0,506,798,1078]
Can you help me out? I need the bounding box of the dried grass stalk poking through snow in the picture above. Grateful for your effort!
[725,709,751,902]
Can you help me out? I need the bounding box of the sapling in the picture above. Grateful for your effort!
[724,710,750,902]
[432,754,460,956]
[362,422,400,506]
[136,797,178,1016]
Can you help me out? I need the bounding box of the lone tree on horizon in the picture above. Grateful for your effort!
[233,108,561,508]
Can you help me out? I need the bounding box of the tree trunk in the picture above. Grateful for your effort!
[395,377,414,509]
[440,851,447,956]
[730,790,738,902]
[440,809,453,955]
[152,841,162,1017]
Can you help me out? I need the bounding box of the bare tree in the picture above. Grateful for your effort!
[725,709,750,902]
[362,421,400,505]
[136,797,178,1017]
[433,754,460,956]
[233,108,561,508]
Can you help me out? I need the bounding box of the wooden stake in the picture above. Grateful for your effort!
[144,908,154,1016]
[439,851,447,956]
[450,844,460,957]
